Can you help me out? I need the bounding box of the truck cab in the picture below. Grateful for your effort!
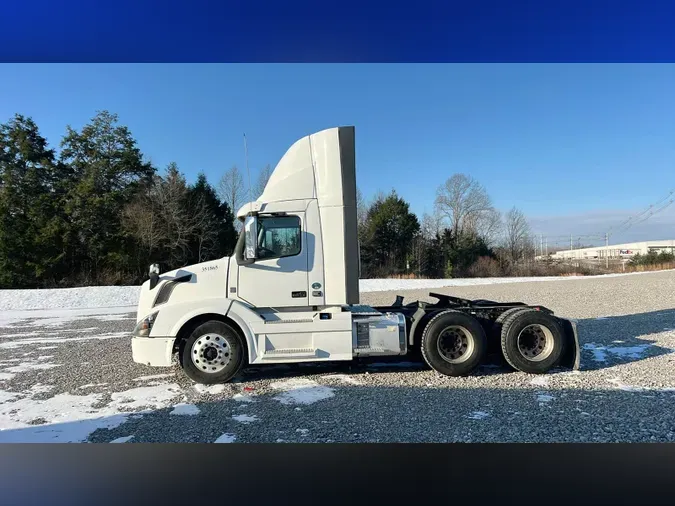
[131,126,580,384]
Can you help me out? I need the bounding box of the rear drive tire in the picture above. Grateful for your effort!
[181,320,245,384]
[500,309,564,374]
[421,310,487,377]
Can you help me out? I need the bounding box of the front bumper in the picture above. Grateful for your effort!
[131,336,174,367]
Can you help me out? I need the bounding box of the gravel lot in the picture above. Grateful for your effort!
[1,270,675,443]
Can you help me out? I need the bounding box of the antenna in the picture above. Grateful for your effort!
[244,133,253,214]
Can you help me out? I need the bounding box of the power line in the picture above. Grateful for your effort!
[604,189,674,238]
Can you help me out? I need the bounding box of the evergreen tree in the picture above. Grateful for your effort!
[59,110,155,284]
[360,190,420,277]
[186,172,237,264]
[0,114,66,287]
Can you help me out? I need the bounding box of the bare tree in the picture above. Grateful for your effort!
[356,186,368,227]
[474,208,503,247]
[420,212,443,240]
[121,195,163,259]
[504,206,531,263]
[218,165,246,217]
[434,174,494,236]
[190,195,220,263]
[254,164,273,200]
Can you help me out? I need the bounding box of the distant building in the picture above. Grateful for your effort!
[544,240,675,260]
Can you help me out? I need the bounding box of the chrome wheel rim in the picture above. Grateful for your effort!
[191,334,231,373]
[437,325,474,364]
[517,324,554,362]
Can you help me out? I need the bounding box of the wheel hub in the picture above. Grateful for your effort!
[516,324,554,362]
[437,326,474,364]
[191,334,231,373]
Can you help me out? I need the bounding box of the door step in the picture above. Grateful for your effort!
[262,347,317,359]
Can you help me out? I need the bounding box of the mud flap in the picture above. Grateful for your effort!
[558,317,581,370]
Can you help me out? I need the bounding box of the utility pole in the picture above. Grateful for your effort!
[545,237,547,256]
[605,232,609,269]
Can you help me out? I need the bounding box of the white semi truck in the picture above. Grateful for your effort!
[131,126,580,384]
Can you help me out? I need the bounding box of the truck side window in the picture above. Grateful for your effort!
[256,216,301,259]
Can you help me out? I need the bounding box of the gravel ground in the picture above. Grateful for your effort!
[1,270,675,443]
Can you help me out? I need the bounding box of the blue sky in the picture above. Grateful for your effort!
[1,64,674,246]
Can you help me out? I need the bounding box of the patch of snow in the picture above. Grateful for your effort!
[110,435,134,443]
[37,346,59,350]
[467,411,490,420]
[583,343,607,362]
[37,355,54,361]
[0,306,135,328]
[194,384,226,395]
[214,433,236,443]
[0,286,140,312]
[529,376,549,387]
[536,394,555,404]
[608,378,645,392]
[3,362,61,374]
[0,332,129,349]
[296,428,309,436]
[232,393,255,402]
[270,378,335,405]
[605,378,675,393]
[0,391,19,404]
[232,414,258,423]
[0,332,43,339]
[133,374,173,382]
[584,343,652,362]
[78,383,108,389]
[358,270,666,293]
[322,374,363,385]
[108,384,183,412]
[0,382,183,442]
[276,438,286,443]
[584,343,651,361]
[367,361,422,369]
[608,345,653,359]
[0,373,15,381]
[28,384,55,395]
[170,403,200,416]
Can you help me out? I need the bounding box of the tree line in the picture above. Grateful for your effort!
[357,174,536,279]
[0,111,269,288]
[1,110,538,289]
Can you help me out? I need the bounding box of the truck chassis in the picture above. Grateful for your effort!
[371,292,580,375]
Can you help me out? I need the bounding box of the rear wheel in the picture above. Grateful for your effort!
[421,310,487,376]
[181,320,245,384]
[500,309,564,374]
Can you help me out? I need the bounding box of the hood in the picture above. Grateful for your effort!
[135,257,229,322]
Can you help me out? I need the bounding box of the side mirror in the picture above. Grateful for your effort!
[148,263,160,290]
[244,215,258,261]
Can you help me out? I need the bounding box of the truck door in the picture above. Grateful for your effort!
[237,213,309,307]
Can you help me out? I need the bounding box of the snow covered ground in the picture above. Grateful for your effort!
[0,269,674,443]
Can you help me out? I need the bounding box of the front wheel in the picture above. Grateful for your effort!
[181,320,245,384]
[420,310,487,376]
[500,309,564,374]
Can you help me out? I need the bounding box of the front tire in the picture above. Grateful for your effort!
[500,309,564,374]
[181,320,245,384]
[420,310,487,376]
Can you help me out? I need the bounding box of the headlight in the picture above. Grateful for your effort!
[133,311,159,337]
